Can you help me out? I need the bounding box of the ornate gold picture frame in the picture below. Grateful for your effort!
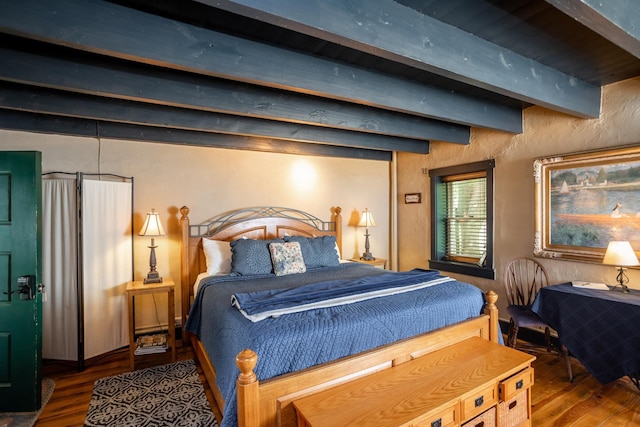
[534,145,640,262]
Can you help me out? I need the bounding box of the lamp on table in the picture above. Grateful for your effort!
[358,208,376,261]
[139,208,166,284]
[602,240,639,293]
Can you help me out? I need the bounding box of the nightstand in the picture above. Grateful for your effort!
[349,257,388,270]
[126,278,176,370]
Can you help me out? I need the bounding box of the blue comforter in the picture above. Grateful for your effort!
[184,263,485,427]
[232,268,453,321]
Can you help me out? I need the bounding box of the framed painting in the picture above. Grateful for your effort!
[534,145,640,262]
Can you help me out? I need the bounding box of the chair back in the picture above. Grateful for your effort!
[504,257,549,306]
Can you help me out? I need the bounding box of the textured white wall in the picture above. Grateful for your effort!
[0,133,390,329]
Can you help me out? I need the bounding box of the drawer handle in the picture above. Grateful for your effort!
[509,400,518,410]
[473,423,485,427]
[474,396,484,407]
[431,419,442,427]
[516,379,524,389]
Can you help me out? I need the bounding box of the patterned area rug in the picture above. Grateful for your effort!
[0,378,55,427]
[85,359,217,427]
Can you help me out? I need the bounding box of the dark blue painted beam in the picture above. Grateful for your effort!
[0,110,392,161]
[0,82,430,153]
[547,0,640,59]
[98,122,393,161]
[0,0,522,133]
[203,0,601,119]
[0,46,466,144]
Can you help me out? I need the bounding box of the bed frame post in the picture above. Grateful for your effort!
[236,349,259,427]
[180,206,191,344]
[484,290,499,343]
[334,206,342,256]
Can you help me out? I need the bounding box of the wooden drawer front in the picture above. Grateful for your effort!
[498,390,529,427]
[407,402,458,427]
[499,367,533,401]
[462,407,496,427]
[461,384,497,421]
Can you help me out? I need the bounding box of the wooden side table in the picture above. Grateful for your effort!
[126,278,176,370]
[349,257,387,269]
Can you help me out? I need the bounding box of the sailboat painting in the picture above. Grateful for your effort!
[534,146,640,262]
[560,181,569,194]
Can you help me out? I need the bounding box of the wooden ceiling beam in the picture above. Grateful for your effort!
[0,0,522,133]
[0,46,467,144]
[97,122,392,160]
[0,82,431,153]
[203,0,601,118]
[546,0,640,59]
[0,109,391,161]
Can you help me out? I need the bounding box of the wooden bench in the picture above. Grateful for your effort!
[293,337,535,427]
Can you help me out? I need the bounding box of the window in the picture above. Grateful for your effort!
[429,160,495,279]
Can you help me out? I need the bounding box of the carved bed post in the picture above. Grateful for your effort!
[236,349,259,427]
[334,206,342,256]
[484,290,499,343]
[179,206,191,344]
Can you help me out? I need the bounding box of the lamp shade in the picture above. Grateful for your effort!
[358,209,376,228]
[603,241,640,266]
[138,209,166,237]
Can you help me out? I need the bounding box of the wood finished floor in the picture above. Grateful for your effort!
[35,342,216,427]
[34,340,640,426]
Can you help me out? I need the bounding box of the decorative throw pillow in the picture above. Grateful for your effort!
[284,235,340,268]
[269,242,306,276]
[201,238,232,275]
[230,238,283,275]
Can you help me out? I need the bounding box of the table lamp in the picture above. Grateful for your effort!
[139,208,166,284]
[602,240,639,293]
[358,208,376,261]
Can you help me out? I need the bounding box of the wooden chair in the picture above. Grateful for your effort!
[504,257,573,380]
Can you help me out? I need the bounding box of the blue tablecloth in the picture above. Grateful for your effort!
[531,283,640,384]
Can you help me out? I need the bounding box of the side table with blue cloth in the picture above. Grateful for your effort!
[531,283,640,388]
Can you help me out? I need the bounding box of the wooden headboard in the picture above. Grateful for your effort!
[178,206,343,331]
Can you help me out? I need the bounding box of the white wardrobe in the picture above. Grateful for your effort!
[42,173,133,370]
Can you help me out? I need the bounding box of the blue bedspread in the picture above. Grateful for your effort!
[184,263,485,427]
[232,268,452,321]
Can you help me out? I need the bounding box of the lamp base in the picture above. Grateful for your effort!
[360,252,375,261]
[613,267,630,293]
[143,271,163,284]
[612,282,630,293]
[360,229,375,261]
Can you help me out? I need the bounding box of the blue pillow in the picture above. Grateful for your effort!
[230,238,283,276]
[284,235,340,268]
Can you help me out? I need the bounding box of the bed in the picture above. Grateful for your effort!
[179,205,499,427]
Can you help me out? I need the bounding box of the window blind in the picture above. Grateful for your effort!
[443,173,487,262]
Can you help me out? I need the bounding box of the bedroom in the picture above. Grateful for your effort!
[2,0,640,425]
[5,83,640,317]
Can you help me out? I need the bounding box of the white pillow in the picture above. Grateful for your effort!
[202,238,232,275]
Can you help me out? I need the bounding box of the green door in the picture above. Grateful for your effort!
[0,151,42,411]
